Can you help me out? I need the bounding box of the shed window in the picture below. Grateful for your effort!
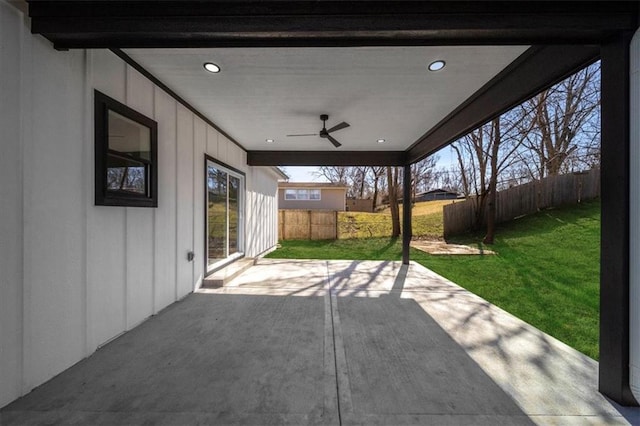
[95,91,158,207]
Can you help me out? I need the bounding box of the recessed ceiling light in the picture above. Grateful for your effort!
[377,139,386,143]
[203,62,221,73]
[428,60,446,72]
[266,139,274,143]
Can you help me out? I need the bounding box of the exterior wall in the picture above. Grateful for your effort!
[246,167,280,257]
[0,0,25,408]
[417,192,459,202]
[630,27,640,403]
[278,188,346,210]
[0,1,278,407]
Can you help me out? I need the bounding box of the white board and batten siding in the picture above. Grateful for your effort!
[0,0,280,407]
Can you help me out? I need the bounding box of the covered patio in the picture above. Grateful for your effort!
[2,0,639,414]
[2,260,637,425]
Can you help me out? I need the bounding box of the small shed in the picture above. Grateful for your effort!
[346,198,374,212]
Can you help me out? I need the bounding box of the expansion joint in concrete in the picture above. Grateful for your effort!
[325,262,353,425]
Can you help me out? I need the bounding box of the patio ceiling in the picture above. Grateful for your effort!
[26,0,636,166]
[123,45,528,153]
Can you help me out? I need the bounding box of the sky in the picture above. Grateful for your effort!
[281,146,459,182]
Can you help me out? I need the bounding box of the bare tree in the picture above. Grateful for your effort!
[447,62,600,242]
[313,166,350,184]
[349,166,369,198]
[314,166,377,200]
[369,166,385,210]
[451,126,490,228]
[433,167,462,194]
[483,117,501,244]
[518,62,600,178]
[451,108,529,240]
[411,155,439,199]
[386,166,401,238]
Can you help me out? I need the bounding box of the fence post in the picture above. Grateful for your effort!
[282,210,286,240]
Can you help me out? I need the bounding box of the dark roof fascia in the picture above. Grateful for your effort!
[278,182,349,189]
[247,151,406,167]
[422,189,458,195]
[110,48,246,152]
[27,1,639,49]
[405,44,601,164]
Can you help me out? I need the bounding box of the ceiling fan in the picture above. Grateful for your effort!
[286,114,350,148]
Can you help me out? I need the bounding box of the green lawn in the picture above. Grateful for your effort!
[267,199,601,359]
[337,199,451,239]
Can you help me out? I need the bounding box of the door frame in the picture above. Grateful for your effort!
[204,154,246,275]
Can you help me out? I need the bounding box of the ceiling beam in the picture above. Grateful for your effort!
[27,1,638,49]
[405,44,601,164]
[247,151,406,167]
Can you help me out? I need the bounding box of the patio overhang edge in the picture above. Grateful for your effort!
[247,151,406,167]
[26,1,639,49]
[405,44,601,163]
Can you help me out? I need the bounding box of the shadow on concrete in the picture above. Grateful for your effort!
[335,295,533,425]
[389,263,409,297]
[1,287,533,425]
[3,259,636,425]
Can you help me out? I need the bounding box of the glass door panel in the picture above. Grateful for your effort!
[207,166,228,265]
[228,175,240,255]
[206,158,244,272]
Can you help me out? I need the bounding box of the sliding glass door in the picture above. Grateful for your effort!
[206,157,244,271]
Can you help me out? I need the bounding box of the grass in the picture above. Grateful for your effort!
[338,199,453,239]
[267,199,601,359]
[267,237,402,260]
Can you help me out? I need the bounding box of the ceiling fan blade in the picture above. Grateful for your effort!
[286,133,317,137]
[326,122,350,133]
[327,135,342,148]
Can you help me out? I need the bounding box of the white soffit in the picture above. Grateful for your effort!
[125,46,529,151]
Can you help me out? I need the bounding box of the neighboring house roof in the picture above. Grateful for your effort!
[272,167,289,180]
[278,182,349,189]
[419,189,459,196]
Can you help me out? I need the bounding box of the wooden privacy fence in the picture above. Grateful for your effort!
[443,168,600,238]
[279,210,338,240]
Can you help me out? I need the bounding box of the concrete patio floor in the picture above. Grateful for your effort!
[2,259,639,425]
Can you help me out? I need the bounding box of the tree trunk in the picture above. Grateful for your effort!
[483,117,501,244]
[474,193,487,231]
[372,175,379,211]
[358,167,366,198]
[387,166,401,238]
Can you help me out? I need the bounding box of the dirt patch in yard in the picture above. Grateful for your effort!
[411,240,496,255]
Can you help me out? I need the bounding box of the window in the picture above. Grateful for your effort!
[95,91,158,207]
[284,189,297,200]
[206,156,245,272]
[284,188,321,200]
